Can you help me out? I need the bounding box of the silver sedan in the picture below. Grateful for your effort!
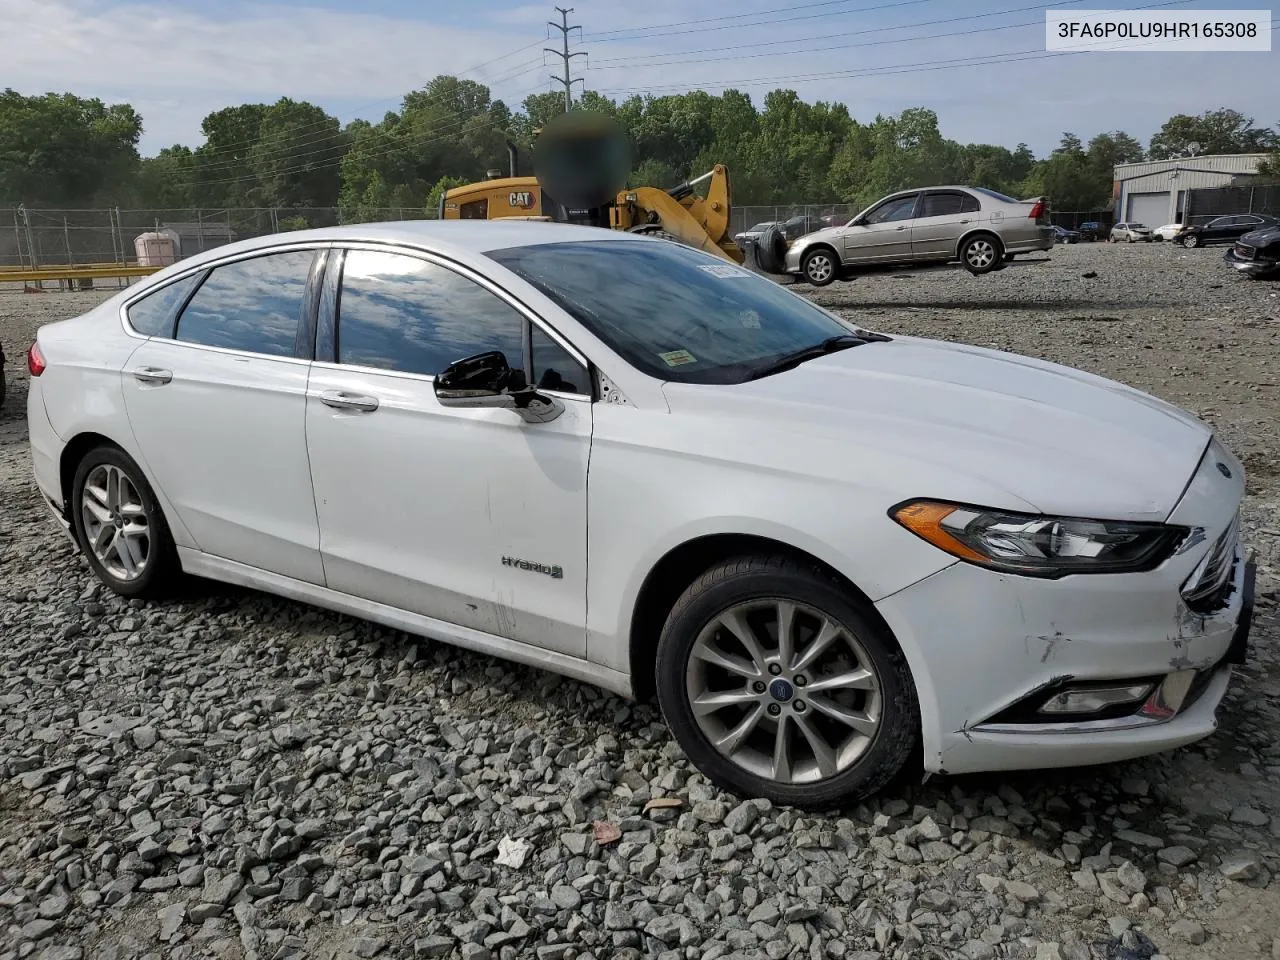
[784,186,1054,285]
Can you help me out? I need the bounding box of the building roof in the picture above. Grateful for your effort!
[1114,154,1270,176]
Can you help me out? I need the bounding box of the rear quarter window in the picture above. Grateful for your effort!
[125,274,201,337]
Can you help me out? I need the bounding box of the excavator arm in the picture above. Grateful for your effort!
[612,165,745,264]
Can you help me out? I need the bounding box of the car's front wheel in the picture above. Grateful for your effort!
[71,445,178,599]
[960,234,1002,274]
[655,554,919,810]
[1183,234,1199,248]
[801,248,838,286]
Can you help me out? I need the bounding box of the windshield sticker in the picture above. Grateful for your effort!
[740,310,762,329]
[659,349,697,367]
[698,264,750,279]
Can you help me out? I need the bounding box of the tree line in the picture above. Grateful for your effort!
[2,80,1276,217]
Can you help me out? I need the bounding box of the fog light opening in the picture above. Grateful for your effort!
[1037,683,1154,716]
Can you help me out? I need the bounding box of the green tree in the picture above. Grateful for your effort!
[0,90,141,204]
[248,98,345,207]
[1148,108,1279,159]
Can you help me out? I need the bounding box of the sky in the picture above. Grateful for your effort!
[1,0,1276,159]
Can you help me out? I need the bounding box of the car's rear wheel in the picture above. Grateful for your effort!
[71,445,177,599]
[801,248,838,286]
[655,554,919,809]
[960,234,1002,274]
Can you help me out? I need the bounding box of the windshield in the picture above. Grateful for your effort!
[746,222,772,232]
[487,239,859,384]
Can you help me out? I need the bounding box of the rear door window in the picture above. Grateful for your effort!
[920,192,979,217]
[126,273,201,338]
[174,250,315,357]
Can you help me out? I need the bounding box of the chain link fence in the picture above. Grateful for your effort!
[1,207,439,270]
[730,204,861,238]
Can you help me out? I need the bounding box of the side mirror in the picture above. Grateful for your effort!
[434,350,563,423]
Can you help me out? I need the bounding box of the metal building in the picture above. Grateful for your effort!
[1112,154,1270,227]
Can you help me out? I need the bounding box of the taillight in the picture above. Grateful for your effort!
[1028,200,1045,219]
[27,341,46,376]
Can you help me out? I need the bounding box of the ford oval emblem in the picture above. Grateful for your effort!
[1216,462,1232,479]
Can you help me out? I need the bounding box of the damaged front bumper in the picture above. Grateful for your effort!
[1224,246,1280,277]
[876,438,1251,777]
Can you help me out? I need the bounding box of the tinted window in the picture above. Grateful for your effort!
[336,249,524,377]
[532,327,588,395]
[126,273,201,337]
[460,199,488,220]
[920,193,979,217]
[175,251,314,357]
[489,240,860,385]
[865,196,917,224]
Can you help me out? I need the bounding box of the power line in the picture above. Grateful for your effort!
[590,21,1280,97]
[587,0,1197,69]
[585,0,940,41]
[545,6,587,111]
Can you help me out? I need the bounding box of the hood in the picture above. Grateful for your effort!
[1241,224,1280,250]
[793,225,845,247]
[663,336,1212,522]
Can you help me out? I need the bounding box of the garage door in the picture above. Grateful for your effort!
[1126,192,1168,226]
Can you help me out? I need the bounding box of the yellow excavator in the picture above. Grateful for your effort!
[440,112,744,264]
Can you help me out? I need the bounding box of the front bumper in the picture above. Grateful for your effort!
[1224,247,1280,277]
[876,439,1250,776]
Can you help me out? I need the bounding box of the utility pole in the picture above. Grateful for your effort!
[545,6,585,112]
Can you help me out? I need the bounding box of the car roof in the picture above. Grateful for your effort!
[168,219,629,272]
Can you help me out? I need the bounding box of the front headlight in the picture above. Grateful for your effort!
[890,500,1187,577]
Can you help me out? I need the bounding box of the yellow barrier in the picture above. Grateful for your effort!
[0,263,164,284]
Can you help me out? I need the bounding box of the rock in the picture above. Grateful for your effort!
[605,902,635,929]
[414,936,454,957]
[977,874,1002,894]
[37,895,70,920]
[202,872,243,905]
[132,725,158,750]
[1117,861,1147,893]
[692,800,728,824]
[1229,806,1269,827]
[1169,919,1206,945]
[157,902,185,940]
[1004,880,1041,903]
[1036,944,1064,960]
[1157,846,1197,867]
[20,919,58,941]
[351,938,388,958]
[1220,854,1263,881]
[645,914,699,947]
[1114,829,1164,849]
[550,885,581,911]
[724,801,759,835]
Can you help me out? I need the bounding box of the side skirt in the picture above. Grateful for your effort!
[177,547,634,699]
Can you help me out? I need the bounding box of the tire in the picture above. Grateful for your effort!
[959,233,1002,274]
[655,554,919,810]
[70,445,178,599]
[800,247,838,286]
[0,367,6,410]
[753,225,788,275]
[1183,234,1199,248]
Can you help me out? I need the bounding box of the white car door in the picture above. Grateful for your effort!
[120,246,327,585]
[304,246,592,656]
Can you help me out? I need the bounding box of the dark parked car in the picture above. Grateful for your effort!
[1053,226,1080,244]
[1224,222,1280,279]
[780,214,825,241]
[0,341,6,408]
[1180,214,1280,248]
[1077,221,1105,242]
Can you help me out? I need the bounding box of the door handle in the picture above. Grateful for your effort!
[320,391,379,413]
[959,219,971,224]
[895,225,908,231]
[133,367,172,385]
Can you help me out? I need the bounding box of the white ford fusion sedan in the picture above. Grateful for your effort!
[26,221,1254,808]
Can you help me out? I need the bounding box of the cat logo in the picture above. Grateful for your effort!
[509,191,535,209]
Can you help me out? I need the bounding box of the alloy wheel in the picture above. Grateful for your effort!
[965,239,996,269]
[80,464,151,581]
[685,599,883,785]
[805,253,834,284]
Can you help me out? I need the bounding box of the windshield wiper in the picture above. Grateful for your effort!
[746,334,877,381]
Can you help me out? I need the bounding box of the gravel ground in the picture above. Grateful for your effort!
[1,241,1278,960]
